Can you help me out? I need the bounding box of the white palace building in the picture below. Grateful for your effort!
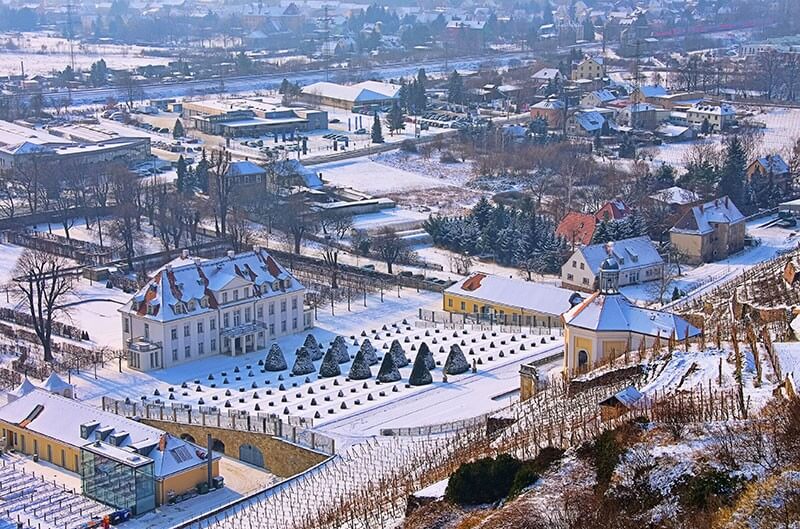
[120,247,313,372]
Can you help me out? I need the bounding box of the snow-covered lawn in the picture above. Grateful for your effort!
[316,156,457,194]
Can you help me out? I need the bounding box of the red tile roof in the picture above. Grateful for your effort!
[461,273,486,291]
[556,212,597,246]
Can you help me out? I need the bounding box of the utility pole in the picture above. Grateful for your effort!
[66,1,76,71]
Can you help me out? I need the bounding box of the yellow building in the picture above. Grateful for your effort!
[443,272,584,328]
[0,387,219,515]
[571,56,605,81]
[561,255,700,378]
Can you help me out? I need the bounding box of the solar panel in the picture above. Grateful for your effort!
[170,446,193,464]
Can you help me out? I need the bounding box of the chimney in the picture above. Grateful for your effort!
[181,249,190,259]
[227,250,235,259]
[193,257,202,266]
[165,264,172,272]
[253,244,261,253]
[725,196,729,207]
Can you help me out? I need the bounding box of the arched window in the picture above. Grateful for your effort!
[578,350,589,368]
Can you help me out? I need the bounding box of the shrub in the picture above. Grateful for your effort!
[675,468,745,511]
[400,139,418,153]
[445,454,522,505]
[440,151,458,163]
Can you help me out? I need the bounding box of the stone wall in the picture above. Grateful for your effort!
[142,418,329,478]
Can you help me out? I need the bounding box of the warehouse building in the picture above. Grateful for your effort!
[181,98,328,137]
[299,81,401,111]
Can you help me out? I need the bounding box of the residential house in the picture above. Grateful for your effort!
[532,68,564,84]
[686,103,736,131]
[580,89,617,107]
[445,19,486,51]
[618,102,660,130]
[571,56,605,81]
[556,212,597,248]
[566,110,606,136]
[227,160,267,187]
[562,256,700,378]
[443,272,584,328]
[746,154,792,193]
[561,236,664,293]
[630,85,667,104]
[119,248,314,372]
[648,186,701,214]
[530,98,565,128]
[669,196,746,264]
[656,124,695,142]
[596,199,630,222]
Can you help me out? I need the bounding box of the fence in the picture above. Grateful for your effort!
[418,308,564,334]
[101,397,335,456]
[5,229,117,266]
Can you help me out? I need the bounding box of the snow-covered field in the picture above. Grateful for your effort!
[0,32,172,76]
[316,157,457,194]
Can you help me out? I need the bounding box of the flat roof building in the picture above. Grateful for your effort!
[182,98,328,137]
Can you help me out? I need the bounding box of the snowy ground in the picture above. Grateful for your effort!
[0,32,173,76]
[31,216,166,256]
[315,157,457,194]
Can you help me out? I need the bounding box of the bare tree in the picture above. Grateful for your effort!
[155,189,187,251]
[372,226,414,274]
[277,193,316,254]
[227,207,256,252]
[0,168,17,219]
[758,50,782,100]
[208,149,233,236]
[108,166,140,268]
[12,250,76,363]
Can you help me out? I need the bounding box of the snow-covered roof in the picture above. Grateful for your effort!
[671,196,744,236]
[301,80,401,104]
[637,85,667,98]
[41,372,73,394]
[577,236,663,274]
[532,98,565,110]
[656,124,692,138]
[649,186,699,206]
[9,378,36,398]
[122,248,303,323]
[446,19,486,29]
[228,160,265,177]
[0,389,216,477]
[601,386,643,408]
[563,291,700,338]
[753,154,789,175]
[532,68,562,80]
[275,159,323,188]
[445,273,583,317]
[586,89,616,103]
[689,103,735,116]
[573,110,606,132]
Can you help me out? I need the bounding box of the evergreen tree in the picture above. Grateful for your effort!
[377,352,401,383]
[444,344,469,375]
[264,343,288,371]
[331,336,350,364]
[389,339,409,367]
[592,220,610,244]
[173,118,185,139]
[417,342,435,370]
[176,155,187,193]
[359,339,379,365]
[195,149,209,192]
[700,117,711,135]
[304,334,323,361]
[279,78,291,94]
[719,136,747,207]
[654,164,676,189]
[409,349,433,386]
[371,112,384,144]
[386,102,405,136]
[348,349,373,380]
[583,18,595,41]
[398,80,410,112]
[318,348,342,378]
[291,346,315,376]
[414,68,427,111]
[447,70,465,105]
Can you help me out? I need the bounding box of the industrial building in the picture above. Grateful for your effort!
[181,98,328,137]
[299,81,401,111]
[0,120,151,170]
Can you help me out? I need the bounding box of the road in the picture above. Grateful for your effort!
[41,51,532,107]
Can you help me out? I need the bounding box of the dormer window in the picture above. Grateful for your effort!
[283,279,291,289]
[188,300,196,311]
[272,281,280,291]
[200,296,209,308]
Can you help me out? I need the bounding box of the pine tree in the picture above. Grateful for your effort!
[386,102,405,136]
[444,344,469,375]
[173,118,185,139]
[409,349,433,386]
[654,164,676,189]
[264,343,288,371]
[389,339,409,367]
[176,155,187,193]
[305,334,324,361]
[417,342,435,370]
[291,346,315,376]
[414,68,427,111]
[318,348,342,378]
[447,70,465,105]
[359,339,379,365]
[331,336,350,364]
[377,352,401,383]
[720,135,747,207]
[371,112,384,144]
[348,349,373,380]
[591,220,610,244]
[195,149,209,192]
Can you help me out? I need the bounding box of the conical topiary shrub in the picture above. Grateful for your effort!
[304,334,323,361]
[264,343,288,371]
[359,339,379,365]
[318,348,342,378]
[291,346,315,376]
[377,352,401,383]
[409,349,433,386]
[330,336,350,364]
[348,349,373,380]
[418,342,435,370]
[389,339,409,368]
[444,344,469,375]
